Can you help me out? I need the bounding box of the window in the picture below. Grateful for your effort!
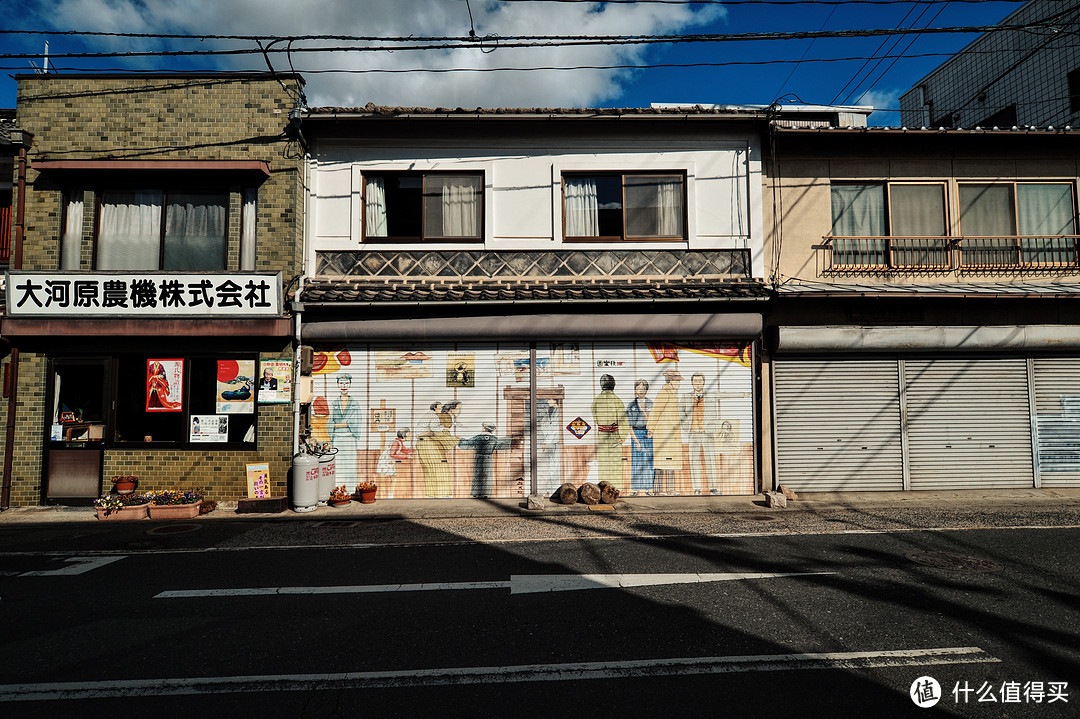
[364,172,483,241]
[1069,68,1080,115]
[829,182,947,268]
[563,173,685,240]
[96,190,228,270]
[959,182,1077,266]
[113,355,257,446]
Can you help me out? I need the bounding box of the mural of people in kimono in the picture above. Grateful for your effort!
[416,401,444,497]
[537,398,562,494]
[678,372,720,495]
[329,374,363,483]
[626,379,654,495]
[647,368,683,495]
[591,374,628,486]
[458,422,512,497]
[376,427,415,498]
[428,400,462,497]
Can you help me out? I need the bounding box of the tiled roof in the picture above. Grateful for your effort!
[301,277,768,304]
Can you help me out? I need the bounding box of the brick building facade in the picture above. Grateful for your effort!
[1,74,304,507]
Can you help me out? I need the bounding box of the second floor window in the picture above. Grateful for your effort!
[364,172,483,241]
[959,182,1076,265]
[829,182,947,267]
[563,173,685,241]
[96,190,228,271]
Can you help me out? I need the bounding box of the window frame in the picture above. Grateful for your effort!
[361,170,485,243]
[827,181,950,270]
[561,171,688,242]
[91,186,232,271]
[958,180,1079,268]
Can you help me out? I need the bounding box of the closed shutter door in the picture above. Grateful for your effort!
[1033,356,1080,487]
[905,358,1033,490]
[774,358,904,491]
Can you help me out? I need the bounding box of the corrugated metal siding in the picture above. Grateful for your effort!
[774,358,904,491]
[1033,356,1080,487]
[905,358,1033,490]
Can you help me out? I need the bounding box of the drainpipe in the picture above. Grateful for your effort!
[292,146,310,457]
[2,130,31,509]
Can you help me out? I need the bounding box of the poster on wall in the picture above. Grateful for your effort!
[217,360,255,414]
[446,352,475,388]
[246,462,271,498]
[375,349,433,381]
[146,358,184,412]
[258,359,293,403]
[190,414,228,442]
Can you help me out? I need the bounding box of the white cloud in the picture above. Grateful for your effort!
[856,88,902,126]
[34,0,724,108]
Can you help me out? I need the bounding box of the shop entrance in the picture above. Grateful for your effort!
[44,359,110,503]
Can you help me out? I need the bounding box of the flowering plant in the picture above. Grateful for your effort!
[119,493,150,506]
[147,488,203,506]
[94,494,125,515]
[111,475,139,485]
[355,480,377,492]
[330,485,352,502]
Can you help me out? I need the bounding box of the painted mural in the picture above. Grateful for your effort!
[309,342,755,498]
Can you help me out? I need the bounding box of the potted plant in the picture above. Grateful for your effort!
[147,488,203,519]
[355,480,378,504]
[329,485,352,507]
[111,475,139,495]
[95,492,149,520]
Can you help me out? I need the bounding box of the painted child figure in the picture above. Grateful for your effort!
[376,428,415,498]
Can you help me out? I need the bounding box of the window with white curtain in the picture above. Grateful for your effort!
[363,172,483,241]
[829,182,948,268]
[96,189,229,270]
[960,182,1077,266]
[563,173,684,240]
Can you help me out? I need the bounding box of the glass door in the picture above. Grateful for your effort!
[45,359,111,503]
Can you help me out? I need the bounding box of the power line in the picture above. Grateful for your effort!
[0,19,1072,61]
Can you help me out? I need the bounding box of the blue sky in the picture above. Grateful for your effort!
[2,1,1028,124]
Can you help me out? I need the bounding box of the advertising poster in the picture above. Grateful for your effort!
[246,462,271,498]
[217,360,255,414]
[146,358,184,412]
[190,414,228,442]
[258,359,293,404]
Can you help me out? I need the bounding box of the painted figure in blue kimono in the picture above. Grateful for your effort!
[626,379,654,495]
[458,422,512,497]
[329,374,363,483]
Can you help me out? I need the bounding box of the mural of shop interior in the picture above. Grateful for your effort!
[308,341,755,498]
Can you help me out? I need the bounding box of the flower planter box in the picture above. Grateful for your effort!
[148,502,201,519]
[329,499,352,507]
[96,504,148,521]
[358,488,377,504]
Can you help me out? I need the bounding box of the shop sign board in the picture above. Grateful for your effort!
[5,272,282,317]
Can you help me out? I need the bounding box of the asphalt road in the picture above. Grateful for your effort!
[1,514,1078,717]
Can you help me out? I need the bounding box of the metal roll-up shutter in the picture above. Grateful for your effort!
[774,358,904,491]
[905,358,1033,490]
[1033,356,1080,488]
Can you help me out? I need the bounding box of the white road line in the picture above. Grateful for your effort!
[19,556,126,577]
[154,571,833,599]
[0,647,1000,701]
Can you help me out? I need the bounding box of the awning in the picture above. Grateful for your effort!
[303,312,762,342]
[776,325,1080,352]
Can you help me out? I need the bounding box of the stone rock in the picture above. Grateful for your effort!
[578,482,601,505]
[763,491,787,509]
[557,483,579,504]
[526,494,547,511]
[778,485,798,501]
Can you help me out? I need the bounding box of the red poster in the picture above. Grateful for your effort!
[146,358,184,412]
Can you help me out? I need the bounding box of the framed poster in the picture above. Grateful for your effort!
[258,359,293,404]
[147,358,184,412]
[217,360,255,414]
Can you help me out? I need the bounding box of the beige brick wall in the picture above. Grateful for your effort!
[5,75,304,506]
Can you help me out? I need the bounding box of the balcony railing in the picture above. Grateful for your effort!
[820,236,1080,273]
